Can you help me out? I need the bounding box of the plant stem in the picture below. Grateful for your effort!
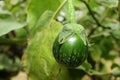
[80,0,110,37]
[0,38,27,45]
[81,0,107,28]
[54,0,67,18]
[49,0,67,26]
[68,0,76,23]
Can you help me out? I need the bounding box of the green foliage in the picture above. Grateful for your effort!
[27,0,61,31]
[90,45,102,61]
[0,0,27,79]
[0,19,26,37]
[108,22,120,39]
[30,11,53,37]
[24,20,71,80]
[0,53,22,71]
[0,0,120,80]
[96,0,118,8]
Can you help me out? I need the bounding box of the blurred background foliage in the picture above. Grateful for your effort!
[0,0,120,80]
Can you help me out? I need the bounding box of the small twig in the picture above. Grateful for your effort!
[49,0,67,26]
[80,0,110,37]
[88,27,97,37]
[0,38,27,45]
[80,0,106,28]
[51,0,67,21]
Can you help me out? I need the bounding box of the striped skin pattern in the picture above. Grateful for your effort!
[53,33,87,68]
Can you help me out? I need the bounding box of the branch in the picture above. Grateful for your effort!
[49,0,67,26]
[0,38,27,45]
[80,0,110,37]
[81,0,107,28]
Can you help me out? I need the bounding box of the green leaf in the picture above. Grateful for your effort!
[15,28,27,38]
[76,61,108,75]
[90,45,102,61]
[100,37,114,55]
[23,21,70,80]
[96,0,118,8]
[24,0,73,79]
[111,63,120,69]
[0,9,11,18]
[109,22,120,39]
[27,0,61,30]
[77,61,108,76]
[77,61,92,70]
[88,0,98,9]
[31,11,53,36]
[0,19,26,36]
[112,71,120,77]
[0,53,22,71]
